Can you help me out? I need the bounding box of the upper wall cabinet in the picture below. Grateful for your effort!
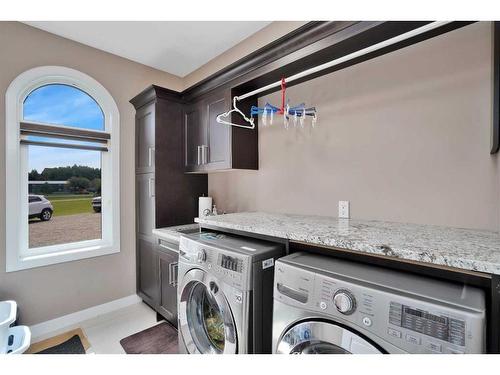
[184,88,258,173]
[206,95,231,168]
[184,102,205,170]
[136,103,155,174]
[131,85,208,227]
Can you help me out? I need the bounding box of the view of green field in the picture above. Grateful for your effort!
[44,194,95,217]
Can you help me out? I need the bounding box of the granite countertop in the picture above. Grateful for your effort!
[196,212,500,275]
[152,224,200,243]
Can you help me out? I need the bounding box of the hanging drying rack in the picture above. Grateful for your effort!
[217,21,452,130]
[249,78,318,128]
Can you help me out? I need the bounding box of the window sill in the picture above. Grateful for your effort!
[6,242,120,272]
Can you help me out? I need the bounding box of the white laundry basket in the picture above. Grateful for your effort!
[5,326,31,354]
[0,300,31,354]
[0,301,17,353]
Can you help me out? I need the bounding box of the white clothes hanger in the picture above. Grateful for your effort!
[216,96,256,129]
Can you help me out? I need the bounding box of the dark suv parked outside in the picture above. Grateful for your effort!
[92,196,101,213]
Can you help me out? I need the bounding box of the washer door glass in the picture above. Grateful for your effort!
[277,321,382,354]
[179,269,237,354]
[188,282,226,352]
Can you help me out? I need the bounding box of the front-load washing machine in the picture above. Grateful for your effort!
[273,253,486,354]
[178,232,285,354]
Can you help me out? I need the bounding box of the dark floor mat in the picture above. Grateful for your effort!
[36,334,86,354]
[120,322,178,354]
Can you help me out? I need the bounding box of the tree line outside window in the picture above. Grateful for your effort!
[28,164,101,195]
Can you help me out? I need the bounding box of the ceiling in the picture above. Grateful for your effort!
[24,21,271,77]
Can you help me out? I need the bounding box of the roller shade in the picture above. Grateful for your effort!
[20,120,110,152]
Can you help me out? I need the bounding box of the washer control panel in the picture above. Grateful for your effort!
[180,235,249,290]
[274,256,486,354]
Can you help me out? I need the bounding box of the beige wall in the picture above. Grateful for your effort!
[182,21,308,89]
[209,22,500,232]
[0,22,182,325]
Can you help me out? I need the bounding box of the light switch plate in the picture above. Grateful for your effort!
[339,201,350,219]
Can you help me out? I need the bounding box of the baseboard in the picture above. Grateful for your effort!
[30,294,142,340]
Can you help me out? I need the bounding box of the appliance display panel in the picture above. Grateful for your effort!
[389,302,465,346]
[220,254,242,273]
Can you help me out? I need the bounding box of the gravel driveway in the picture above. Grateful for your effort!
[29,213,101,248]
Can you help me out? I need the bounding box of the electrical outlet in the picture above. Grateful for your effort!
[338,201,350,219]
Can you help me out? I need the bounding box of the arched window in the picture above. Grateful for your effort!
[5,66,120,271]
[23,83,105,130]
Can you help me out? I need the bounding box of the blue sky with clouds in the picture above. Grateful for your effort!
[24,84,103,172]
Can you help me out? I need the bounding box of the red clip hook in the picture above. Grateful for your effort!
[279,77,286,114]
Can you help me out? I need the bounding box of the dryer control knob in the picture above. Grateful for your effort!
[197,249,207,263]
[333,289,356,315]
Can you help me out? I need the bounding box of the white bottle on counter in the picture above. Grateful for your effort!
[199,196,212,218]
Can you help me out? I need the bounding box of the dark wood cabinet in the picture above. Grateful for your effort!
[184,103,205,170]
[184,89,258,173]
[131,85,207,322]
[206,95,231,169]
[135,103,155,174]
[136,173,155,238]
[137,237,158,308]
[136,234,179,327]
[137,235,179,327]
[157,241,178,326]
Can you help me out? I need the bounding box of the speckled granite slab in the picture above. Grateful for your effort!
[152,224,199,243]
[196,212,500,275]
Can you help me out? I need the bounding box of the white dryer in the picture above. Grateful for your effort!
[178,232,285,354]
[273,253,486,354]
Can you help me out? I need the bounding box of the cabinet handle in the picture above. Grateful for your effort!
[202,145,209,164]
[149,178,155,197]
[169,261,178,286]
[173,262,178,286]
[168,262,173,285]
[148,147,155,167]
[158,258,161,288]
[197,146,203,165]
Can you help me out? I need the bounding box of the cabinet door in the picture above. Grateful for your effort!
[158,249,178,326]
[206,95,231,170]
[136,173,155,237]
[184,103,206,172]
[136,102,156,174]
[137,237,159,307]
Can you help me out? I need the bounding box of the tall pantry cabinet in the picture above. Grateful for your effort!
[130,85,207,326]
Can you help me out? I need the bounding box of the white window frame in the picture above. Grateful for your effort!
[5,66,120,272]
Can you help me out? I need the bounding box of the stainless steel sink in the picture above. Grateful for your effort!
[174,226,200,235]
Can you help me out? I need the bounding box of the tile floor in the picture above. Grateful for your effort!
[32,302,159,354]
